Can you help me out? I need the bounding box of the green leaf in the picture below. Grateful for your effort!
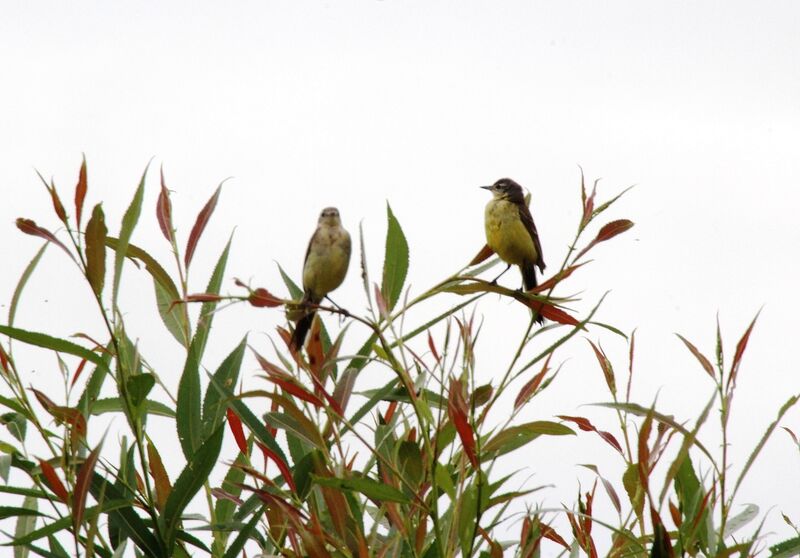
[770,536,800,558]
[89,398,175,418]
[162,425,224,554]
[0,507,44,521]
[105,238,188,347]
[194,236,232,358]
[202,336,246,439]
[85,204,107,296]
[126,374,155,409]
[0,325,108,373]
[381,203,409,311]
[13,496,37,558]
[176,340,202,459]
[222,508,264,558]
[457,478,478,557]
[264,412,325,451]
[113,165,147,307]
[89,475,165,558]
[277,263,303,300]
[9,244,48,327]
[483,421,575,457]
[154,280,189,347]
[212,452,249,556]
[77,342,114,418]
[312,474,409,503]
[209,378,290,470]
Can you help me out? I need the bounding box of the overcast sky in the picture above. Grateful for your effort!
[2,1,799,553]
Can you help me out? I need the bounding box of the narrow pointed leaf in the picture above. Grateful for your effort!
[75,156,87,229]
[113,166,147,306]
[176,340,202,459]
[194,236,232,358]
[185,185,222,269]
[676,334,715,379]
[162,425,224,553]
[381,203,409,311]
[157,168,174,242]
[202,336,247,439]
[85,204,107,296]
[0,326,108,372]
[9,244,48,327]
[15,219,76,264]
[312,474,409,503]
[147,441,171,511]
[37,459,68,502]
[73,441,103,533]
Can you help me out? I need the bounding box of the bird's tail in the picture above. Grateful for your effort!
[521,261,545,325]
[290,293,319,351]
[290,311,316,351]
[521,260,537,291]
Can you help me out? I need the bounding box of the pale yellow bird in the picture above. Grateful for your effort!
[290,207,351,350]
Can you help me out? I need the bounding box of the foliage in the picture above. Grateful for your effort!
[0,160,796,558]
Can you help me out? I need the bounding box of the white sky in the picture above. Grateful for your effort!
[2,1,799,554]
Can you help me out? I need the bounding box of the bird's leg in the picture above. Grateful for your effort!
[489,264,511,285]
[324,296,350,318]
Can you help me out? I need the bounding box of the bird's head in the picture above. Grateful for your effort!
[318,206,342,226]
[480,178,525,202]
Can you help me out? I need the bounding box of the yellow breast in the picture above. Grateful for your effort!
[484,199,537,266]
[303,226,352,300]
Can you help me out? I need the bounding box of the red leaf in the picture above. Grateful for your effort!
[227,408,249,456]
[256,441,297,493]
[36,172,68,224]
[557,415,623,455]
[669,500,682,527]
[469,244,495,266]
[514,353,552,410]
[427,332,440,364]
[38,459,68,502]
[596,219,634,242]
[146,441,171,510]
[157,168,174,242]
[31,388,87,444]
[541,523,570,550]
[448,377,477,467]
[525,300,581,326]
[384,400,398,423]
[306,316,325,388]
[185,184,222,268]
[530,263,587,293]
[374,283,388,318]
[74,442,102,531]
[252,348,325,408]
[676,334,715,379]
[187,293,223,303]
[587,340,615,395]
[650,506,675,558]
[575,219,634,260]
[783,427,799,446]
[70,358,89,388]
[580,170,597,230]
[16,218,77,263]
[75,156,87,229]
[249,288,283,307]
[211,488,243,505]
[728,312,759,391]
[0,344,12,377]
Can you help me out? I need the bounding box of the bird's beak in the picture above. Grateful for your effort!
[479,185,493,191]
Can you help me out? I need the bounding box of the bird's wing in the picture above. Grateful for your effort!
[518,204,546,272]
[303,227,319,266]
